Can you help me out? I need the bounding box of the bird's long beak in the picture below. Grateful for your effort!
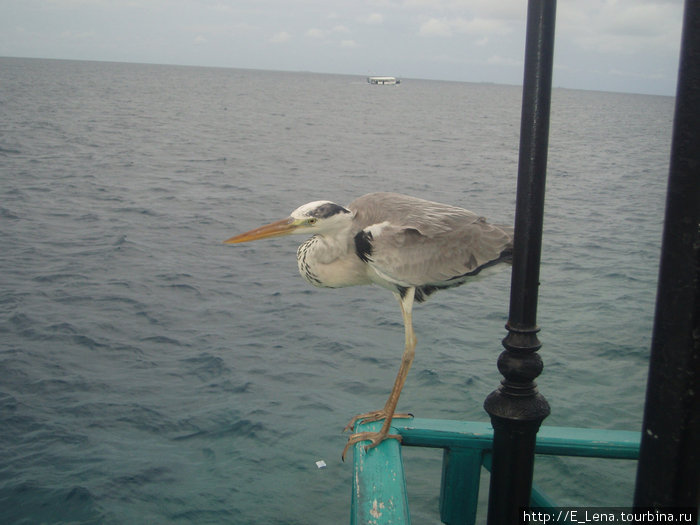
[224,218,298,244]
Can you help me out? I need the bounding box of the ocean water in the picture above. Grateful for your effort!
[0,57,674,524]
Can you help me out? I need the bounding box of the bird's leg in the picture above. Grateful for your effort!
[342,288,417,461]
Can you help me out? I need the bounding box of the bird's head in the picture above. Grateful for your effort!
[224,200,353,244]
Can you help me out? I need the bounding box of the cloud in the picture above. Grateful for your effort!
[269,31,291,44]
[59,30,96,40]
[457,17,511,36]
[609,68,665,80]
[419,18,452,37]
[560,1,682,55]
[340,39,358,48]
[403,0,443,8]
[486,55,521,67]
[305,25,351,39]
[365,13,384,25]
[419,16,511,38]
[209,3,234,14]
[305,28,326,39]
[46,0,111,6]
[403,0,525,18]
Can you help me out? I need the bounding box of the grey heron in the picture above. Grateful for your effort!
[224,192,513,460]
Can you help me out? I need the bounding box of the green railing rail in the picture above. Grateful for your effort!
[350,418,640,525]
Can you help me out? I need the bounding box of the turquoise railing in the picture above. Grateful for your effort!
[350,418,640,525]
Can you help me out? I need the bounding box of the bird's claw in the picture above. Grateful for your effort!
[341,431,402,462]
[343,410,413,433]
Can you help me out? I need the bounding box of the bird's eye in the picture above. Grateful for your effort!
[308,218,318,225]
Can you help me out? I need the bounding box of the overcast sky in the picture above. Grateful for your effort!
[1,0,685,96]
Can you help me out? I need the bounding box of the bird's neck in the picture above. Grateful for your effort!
[297,229,368,289]
[301,232,352,264]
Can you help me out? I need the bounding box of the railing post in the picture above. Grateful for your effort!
[439,447,482,525]
[633,0,700,509]
[483,1,555,524]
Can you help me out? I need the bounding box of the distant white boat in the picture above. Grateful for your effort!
[367,76,400,85]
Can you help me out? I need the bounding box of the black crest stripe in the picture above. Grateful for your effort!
[310,203,351,219]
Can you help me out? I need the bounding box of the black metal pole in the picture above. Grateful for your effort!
[484,1,555,523]
[633,0,700,509]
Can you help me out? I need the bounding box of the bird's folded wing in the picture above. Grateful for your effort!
[364,219,512,287]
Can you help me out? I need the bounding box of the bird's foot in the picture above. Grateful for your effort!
[341,430,402,462]
[342,410,413,433]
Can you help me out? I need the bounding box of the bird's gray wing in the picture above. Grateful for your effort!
[350,192,483,237]
[361,221,511,287]
[349,192,513,287]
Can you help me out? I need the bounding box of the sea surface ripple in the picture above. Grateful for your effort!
[0,57,674,524]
